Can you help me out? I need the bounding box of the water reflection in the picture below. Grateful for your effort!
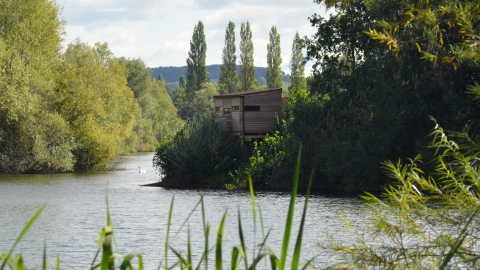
[0,153,368,269]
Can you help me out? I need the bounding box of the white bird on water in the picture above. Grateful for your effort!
[138,166,146,174]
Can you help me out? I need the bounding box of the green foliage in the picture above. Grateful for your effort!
[266,26,283,89]
[239,21,259,91]
[186,21,210,98]
[172,82,219,121]
[237,131,288,189]
[329,121,480,269]
[325,0,480,266]
[239,0,480,192]
[231,90,325,191]
[153,115,242,188]
[0,0,184,173]
[0,0,75,173]
[364,0,480,67]
[118,57,183,152]
[288,33,307,92]
[179,75,186,88]
[219,22,238,94]
[58,41,139,171]
[159,150,313,269]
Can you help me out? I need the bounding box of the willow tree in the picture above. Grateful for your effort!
[118,57,183,152]
[219,21,238,93]
[238,21,258,91]
[58,42,139,171]
[288,32,306,92]
[266,26,283,89]
[186,21,210,98]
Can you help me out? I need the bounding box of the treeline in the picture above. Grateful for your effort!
[0,0,182,174]
[155,0,480,192]
[240,0,480,191]
[151,65,289,85]
[154,20,307,186]
[167,21,304,121]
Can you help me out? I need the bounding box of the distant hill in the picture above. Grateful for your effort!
[151,65,289,91]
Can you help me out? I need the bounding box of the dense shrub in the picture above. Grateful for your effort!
[154,115,243,188]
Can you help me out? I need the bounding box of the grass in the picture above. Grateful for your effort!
[0,147,314,269]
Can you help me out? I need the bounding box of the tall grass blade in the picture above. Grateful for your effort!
[200,196,210,270]
[216,213,228,270]
[170,247,187,268]
[91,248,101,269]
[100,225,114,270]
[292,170,314,270]
[249,252,270,270]
[278,146,302,270]
[439,208,479,270]
[249,230,272,270]
[300,257,316,270]
[269,253,278,270]
[0,204,45,270]
[248,176,257,261]
[187,226,193,270]
[237,209,248,268]
[43,242,47,270]
[230,247,240,270]
[259,207,266,240]
[160,196,174,270]
[137,255,144,270]
[120,253,143,270]
[105,195,112,227]
[172,197,201,240]
[14,255,25,270]
[56,255,60,270]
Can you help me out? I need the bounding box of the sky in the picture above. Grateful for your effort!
[57,0,330,75]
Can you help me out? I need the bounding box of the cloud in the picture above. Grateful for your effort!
[58,0,330,74]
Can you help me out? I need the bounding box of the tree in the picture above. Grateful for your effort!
[172,82,218,121]
[266,26,283,89]
[58,41,139,171]
[118,57,183,151]
[0,0,75,173]
[288,32,306,92]
[238,21,258,91]
[236,0,480,192]
[179,75,186,89]
[186,21,209,98]
[219,21,238,94]
[329,1,480,267]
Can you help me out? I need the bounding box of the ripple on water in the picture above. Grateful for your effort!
[0,153,369,269]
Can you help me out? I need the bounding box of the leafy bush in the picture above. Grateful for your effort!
[329,121,480,269]
[154,115,243,188]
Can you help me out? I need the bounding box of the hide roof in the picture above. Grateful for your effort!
[213,88,282,98]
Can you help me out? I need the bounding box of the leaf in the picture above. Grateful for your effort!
[1,205,45,270]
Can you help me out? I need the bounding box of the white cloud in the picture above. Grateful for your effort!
[58,0,329,75]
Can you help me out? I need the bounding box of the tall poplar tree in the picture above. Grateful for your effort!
[219,21,237,94]
[238,21,258,91]
[289,32,306,91]
[266,26,283,88]
[179,75,186,88]
[186,21,209,98]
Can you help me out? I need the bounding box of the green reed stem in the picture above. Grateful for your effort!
[1,204,45,270]
[278,146,302,270]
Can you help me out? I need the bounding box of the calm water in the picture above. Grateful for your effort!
[0,153,367,269]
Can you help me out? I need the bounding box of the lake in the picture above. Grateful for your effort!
[0,152,368,269]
